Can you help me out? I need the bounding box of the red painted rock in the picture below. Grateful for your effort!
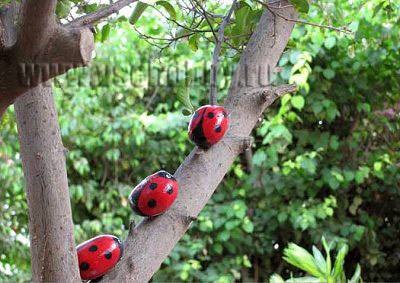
[77,235,123,280]
[188,105,229,149]
[129,170,179,217]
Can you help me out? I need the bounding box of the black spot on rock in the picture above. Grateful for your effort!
[148,199,157,208]
[207,112,215,118]
[80,262,90,271]
[149,183,157,190]
[91,276,104,282]
[215,125,222,132]
[105,251,112,260]
[89,245,98,252]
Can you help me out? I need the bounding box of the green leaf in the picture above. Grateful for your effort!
[291,96,305,110]
[182,108,193,116]
[101,24,111,42]
[56,0,72,18]
[344,170,355,182]
[82,3,98,13]
[269,274,285,283]
[188,35,199,51]
[283,243,325,278]
[242,218,254,233]
[290,0,309,13]
[323,69,335,80]
[277,212,288,223]
[285,277,320,282]
[312,246,327,275]
[373,1,385,17]
[332,244,348,279]
[234,5,251,36]
[156,1,177,20]
[177,89,194,112]
[130,2,149,25]
[324,36,336,49]
[349,264,362,283]
[321,237,332,275]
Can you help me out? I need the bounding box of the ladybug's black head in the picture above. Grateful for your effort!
[157,170,176,181]
[112,236,124,260]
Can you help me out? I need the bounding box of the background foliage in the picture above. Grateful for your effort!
[0,0,399,282]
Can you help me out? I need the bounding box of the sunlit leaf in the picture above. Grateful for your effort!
[130,2,149,24]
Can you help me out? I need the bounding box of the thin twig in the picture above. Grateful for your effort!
[255,0,353,34]
[151,5,213,34]
[191,0,218,42]
[209,0,237,105]
[66,0,138,28]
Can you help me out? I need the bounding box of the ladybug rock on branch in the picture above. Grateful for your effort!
[188,105,229,149]
[77,234,123,281]
[129,170,179,217]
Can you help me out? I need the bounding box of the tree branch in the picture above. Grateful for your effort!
[191,0,218,42]
[0,13,5,50]
[102,1,297,282]
[210,0,237,105]
[0,2,19,51]
[18,0,58,58]
[0,26,94,118]
[66,0,138,28]
[255,0,353,34]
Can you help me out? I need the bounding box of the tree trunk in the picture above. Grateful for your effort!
[14,84,80,282]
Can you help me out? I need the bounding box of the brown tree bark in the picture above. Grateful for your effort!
[103,2,297,282]
[0,1,94,118]
[14,85,80,282]
[0,1,138,281]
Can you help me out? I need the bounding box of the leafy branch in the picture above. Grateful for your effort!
[255,0,353,34]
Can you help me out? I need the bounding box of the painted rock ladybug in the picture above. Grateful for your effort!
[188,105,229,149]
[77,235,123,281]
[129,170,179,217]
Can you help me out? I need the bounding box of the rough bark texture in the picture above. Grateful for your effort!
[18,0,58,58]
[0,2,94,118]
[14,85,81,282]
[103,2,297,282]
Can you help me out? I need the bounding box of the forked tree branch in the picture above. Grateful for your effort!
[0,27,94,118]
[102,1,298,282]
[67,0,138,28]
